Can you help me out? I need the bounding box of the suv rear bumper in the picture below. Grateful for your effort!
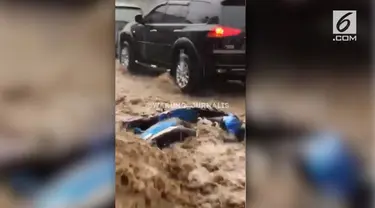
[207,49,246,78]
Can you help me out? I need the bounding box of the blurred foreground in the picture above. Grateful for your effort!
[246,1,372,207]
[0,1,114,207]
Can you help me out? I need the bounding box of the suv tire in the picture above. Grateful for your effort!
[172,49,203,93]
[119,41,137,73]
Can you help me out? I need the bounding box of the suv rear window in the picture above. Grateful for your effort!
[115,7,142,22]
[186,1,217,24]
[164,4,189,23]
[220,0,245,29]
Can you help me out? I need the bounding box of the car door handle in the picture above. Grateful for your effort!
[173,29,182,32]
[150,29,157,32]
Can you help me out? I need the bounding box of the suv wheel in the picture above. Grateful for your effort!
[119,41,137,72]
[173,49,203,93]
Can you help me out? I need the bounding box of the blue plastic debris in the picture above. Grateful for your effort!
[122,107,228,132]
[139,117,185,140]
[222,114,243,135]
[300,131,360,198]
[122,107,244,145]
[136,118,196,148]
[158,108,199,123]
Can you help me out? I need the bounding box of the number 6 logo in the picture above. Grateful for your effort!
[336,12,352,32]
[333,10,356,35]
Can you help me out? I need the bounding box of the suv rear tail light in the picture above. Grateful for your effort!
[207,26,241,38]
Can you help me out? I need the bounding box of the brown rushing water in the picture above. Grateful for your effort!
[115,65,246,208]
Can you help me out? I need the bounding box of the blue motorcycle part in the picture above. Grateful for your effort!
[158,108,199,123]
[222,114,243,135]
[140,118,182,140]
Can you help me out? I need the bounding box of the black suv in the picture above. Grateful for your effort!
[118,0,246,93]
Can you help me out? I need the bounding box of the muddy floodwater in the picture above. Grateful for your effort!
[115,64,246,208]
